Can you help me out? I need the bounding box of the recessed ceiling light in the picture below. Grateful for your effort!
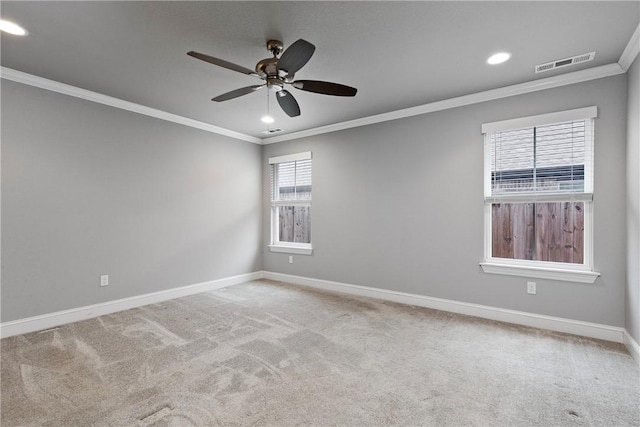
[261,115,274,124]
[0,19,28,36]
[487,52,511,65]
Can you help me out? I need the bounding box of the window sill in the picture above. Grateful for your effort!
[268,245,313,255]
[480,262,600,283]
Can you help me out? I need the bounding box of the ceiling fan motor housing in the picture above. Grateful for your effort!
[256,41,290,92]
[255,57,276,78]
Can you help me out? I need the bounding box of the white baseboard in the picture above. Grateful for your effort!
[0,271,262,338]
[624,330,640,366]
[2,270,632,356]
[263,271,625,344]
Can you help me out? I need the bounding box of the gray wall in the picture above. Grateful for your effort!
[1,80,263,322]
[2,70,632,331]
[627,56,640,343]
[263,75,628,327]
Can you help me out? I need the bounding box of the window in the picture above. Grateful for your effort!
[480,107,599,283]
[269,152,312,255]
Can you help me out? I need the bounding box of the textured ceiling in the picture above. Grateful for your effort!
[1,1,638,139]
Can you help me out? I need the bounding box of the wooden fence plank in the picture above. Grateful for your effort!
[492,204,501,258]
[525,203,536,260]
[512,203,526,260]
[535,202,550,261]
[549,202,563,262]
[561,202,575,263]
[574,202,584,264]
[492,204,514,259]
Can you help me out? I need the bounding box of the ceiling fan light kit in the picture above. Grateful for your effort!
[188,38,357,118]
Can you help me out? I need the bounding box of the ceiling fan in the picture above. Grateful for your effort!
[187,39,357,117]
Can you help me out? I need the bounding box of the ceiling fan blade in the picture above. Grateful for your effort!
[277,39,316,75]
[212,85,265,102]
[292,80,357,97]
[276,90,301,117]
[188,51,260,77]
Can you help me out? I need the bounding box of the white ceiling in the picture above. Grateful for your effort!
[1,1,638,141]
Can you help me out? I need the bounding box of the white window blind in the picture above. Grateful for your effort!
[270,158,312,202]
[484,109,595,203]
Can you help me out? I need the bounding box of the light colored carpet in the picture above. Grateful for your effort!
[1,279,638,426]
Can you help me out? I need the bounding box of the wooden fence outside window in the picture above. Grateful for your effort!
[491,201,584,264]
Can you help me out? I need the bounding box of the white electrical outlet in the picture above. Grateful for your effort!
[100,275,109,287]
[289,256,294,264]
[527,281,536,295]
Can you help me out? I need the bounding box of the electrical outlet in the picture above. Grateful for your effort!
[100,275,109,287]
[527,281,536,295]
[289,256,294,264]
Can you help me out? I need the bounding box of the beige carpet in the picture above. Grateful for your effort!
[1,279,638,426]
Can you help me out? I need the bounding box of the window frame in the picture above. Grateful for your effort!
[480,107,600,283]
[268,151,313,255]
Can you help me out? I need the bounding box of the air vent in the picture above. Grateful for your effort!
[535,51,595,74]
[262,128,284,134]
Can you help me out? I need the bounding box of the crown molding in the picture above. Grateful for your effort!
[2,61,627,146]
[262,63,625,144]
[0,67,262,145]
[619,22,640,71]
